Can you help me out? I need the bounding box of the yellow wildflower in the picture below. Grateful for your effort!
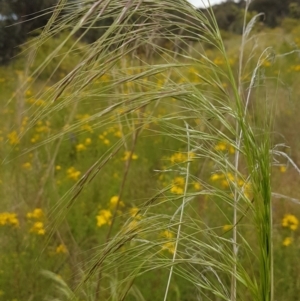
[226,173,235,182]
[85,138,92,146]
[7,131,19,145]
[283,237,292,247]
[114,130,122,138]
[171,177,185,195]
[215,141,235,154]
[221,180,229,188]
[22,116,29,126]
[22,162,32,170]
[76,143,86,152]
[279,165,287,173]
[122,151,138,161]
[210,173,222,181]
[162,242,175,254]
[81,123,93,133]
[66,167,81,181]
[170,152,195,164]
[0,212,19,227]
[30,134,40,143]
[229,145,235,154]
[282,214,299,231]
[213,57,224,65]
[96,209,112,227]
[160,230,174,239]
[25,89,32,97]
[262,60,271,67]
[170,186,184,194]
[193,182,202,190]
[238,179,244,187]
[27,208,44,219]
[244,182,252,199]
[215,142,227,151]
[123,220,139,233]
[173,177,185,187]
[103,139,110,145]
[129,207,142,219]
[35,99,46,107]
[110,195,125,208]
[55,165,61,171]
[223,224,233,232]
[30,222,45,235]
[56,244,68,254]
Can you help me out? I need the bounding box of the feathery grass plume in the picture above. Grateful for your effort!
[19,0,281,300]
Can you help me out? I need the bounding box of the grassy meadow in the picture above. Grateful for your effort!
[1,2,300,300]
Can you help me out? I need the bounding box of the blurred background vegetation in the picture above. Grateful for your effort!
[1,0,300,64]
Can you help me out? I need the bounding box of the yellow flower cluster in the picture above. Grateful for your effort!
[85,138,92,145]
[7,131,19,145]
[0,212,19,227]
[122,151,138,161]
[27,98,46,107]
[30,222,46,235]
[210,173,252,198]
[213,57,224,66]
[27,208,45,235]
[76,114,90,121]
[98,125,123,146]
[279,165,287,173]
[223,224,233,232]
[210,172,234,188]
[76,144,86,151]
[282,214,299,231]
[30,134,40,144]
[35,120,50,133]
[56,244,68,254]
[20,119,51,143]
[214,141,235,154]
[123,207,142,233]
[193,182,202,190]
[76,138,92,152]
[81,123,94,133]
[109,195,125,208]
[96,195,127,227]
[22,162,32,170]
[282,237,292,247]
[291,65,300,72]
[26,208,43,219]
[129,207,141,219]
[171,176,185,195]
[170,152,195,164]
[99,131,110,145]
[66,167,81,181]
[160,230,174,239]
[160,230,175,254]
[261,60,271,68]
[96,209,112,227]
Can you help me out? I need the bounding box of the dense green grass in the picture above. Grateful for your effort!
[1,1,300,300]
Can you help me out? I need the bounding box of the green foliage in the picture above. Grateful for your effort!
[281,17,300,32]
[249,0,300,27]
[1,1,300,301]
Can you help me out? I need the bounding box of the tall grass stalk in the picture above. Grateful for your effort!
[163,122,191,301]
[21,0,278,300]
